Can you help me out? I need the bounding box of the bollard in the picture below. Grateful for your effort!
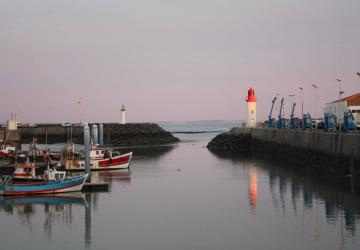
[91,124,98,145]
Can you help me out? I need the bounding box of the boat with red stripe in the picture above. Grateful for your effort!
[59,145,133,171]
[0,145,16,158]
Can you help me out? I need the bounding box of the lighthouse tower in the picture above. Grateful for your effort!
[246,87,257,127]
[121,104,126,124]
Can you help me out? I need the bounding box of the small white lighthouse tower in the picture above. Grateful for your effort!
[121,104,126,124]
[246,87,257,127]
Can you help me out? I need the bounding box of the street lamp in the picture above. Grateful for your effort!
[299,87,304,128]
[312,83,319,130]
[336,78,342,131]
[78,96,83,124]
[275,92,279,112]
[288,94,295,116]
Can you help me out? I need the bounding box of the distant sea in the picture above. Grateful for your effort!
[159,120,243,141]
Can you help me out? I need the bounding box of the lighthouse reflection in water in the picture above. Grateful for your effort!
[248,165,258,214]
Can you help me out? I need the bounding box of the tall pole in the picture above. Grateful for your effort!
[336,78,342,131]
[299,87,304,128]
[312,84,319,130]
[78,97,83,124]
[289,94,295,116]
[84,124,91,176]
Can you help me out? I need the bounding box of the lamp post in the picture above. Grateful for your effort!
[336,78,342,131]
[289,94,295,108]
[78,97,83,124]
[312,84,319,130]
[275,92,279,112]
[288,94,295,116]
[299,86,304,128]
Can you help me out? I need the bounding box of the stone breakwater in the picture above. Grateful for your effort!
[208,128,360,177]
[1,123,179,146]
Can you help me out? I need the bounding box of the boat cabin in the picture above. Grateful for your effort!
[90,147,112,159]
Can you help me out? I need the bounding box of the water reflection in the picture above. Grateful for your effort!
[210,150,360,239]
[122,144,176,162]
[247,166,257,214]
[0,193,96,248]
[90,170,131,189]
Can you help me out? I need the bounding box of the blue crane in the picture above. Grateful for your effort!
[303,113,312,129]
[324,112,337,131]
[290,102,297,129]
[268,97,277,128]
[277,97,286,129]
[343,111,355,132]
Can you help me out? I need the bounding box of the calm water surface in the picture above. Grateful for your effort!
[1,122,360,250]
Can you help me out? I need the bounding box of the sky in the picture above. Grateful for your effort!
[0,0,359,123]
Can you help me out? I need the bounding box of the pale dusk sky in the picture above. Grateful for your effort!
[0,0,359,123]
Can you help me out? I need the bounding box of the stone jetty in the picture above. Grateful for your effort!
[208,127,360,177]
[0,123,179,146]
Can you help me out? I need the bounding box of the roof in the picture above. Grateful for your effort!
[330,92,360,106]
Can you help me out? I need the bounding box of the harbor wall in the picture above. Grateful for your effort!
[207,128,360,176]
[0,123,179,146]
[230,128,360,161]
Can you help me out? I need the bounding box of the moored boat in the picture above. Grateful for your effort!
[11,162,47,183]
[58,145,133,171]
[63,152,132,171]
[0,168,88,196]
[0,145,16,157]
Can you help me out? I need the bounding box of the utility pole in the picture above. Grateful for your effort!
[336,78,342,132]
[299,87,304,128]
[312,84,319,130]
[78,97,83,124]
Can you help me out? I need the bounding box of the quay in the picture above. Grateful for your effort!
[0,123,179,146]
[208,128,360,178]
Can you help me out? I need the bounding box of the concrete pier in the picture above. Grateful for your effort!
[207,128,360,177]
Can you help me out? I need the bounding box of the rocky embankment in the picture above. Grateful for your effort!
[104,123,179,146]
[207,128,251,153]
[2,123,179,146]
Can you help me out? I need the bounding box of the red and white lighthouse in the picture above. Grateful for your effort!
[246,87,257,127]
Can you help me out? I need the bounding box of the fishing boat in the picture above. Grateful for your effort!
[11,162,47,183]
[0,168,88,196]
[59,145,133,171]
[63,151,133,171]
[0,145,16,157]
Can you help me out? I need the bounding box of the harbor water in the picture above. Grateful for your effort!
[1,121,360,250]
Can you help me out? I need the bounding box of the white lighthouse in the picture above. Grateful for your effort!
[121,104,126,124]
[246,87,257,127]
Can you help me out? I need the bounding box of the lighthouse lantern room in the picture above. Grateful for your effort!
[246,87,257,128]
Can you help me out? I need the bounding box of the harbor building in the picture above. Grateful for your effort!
[324,92,360,126]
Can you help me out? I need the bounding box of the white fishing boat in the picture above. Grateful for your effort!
[0,145,16,157]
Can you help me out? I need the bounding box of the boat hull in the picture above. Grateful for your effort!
[0,174,88,196]
[65,152,132,171]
